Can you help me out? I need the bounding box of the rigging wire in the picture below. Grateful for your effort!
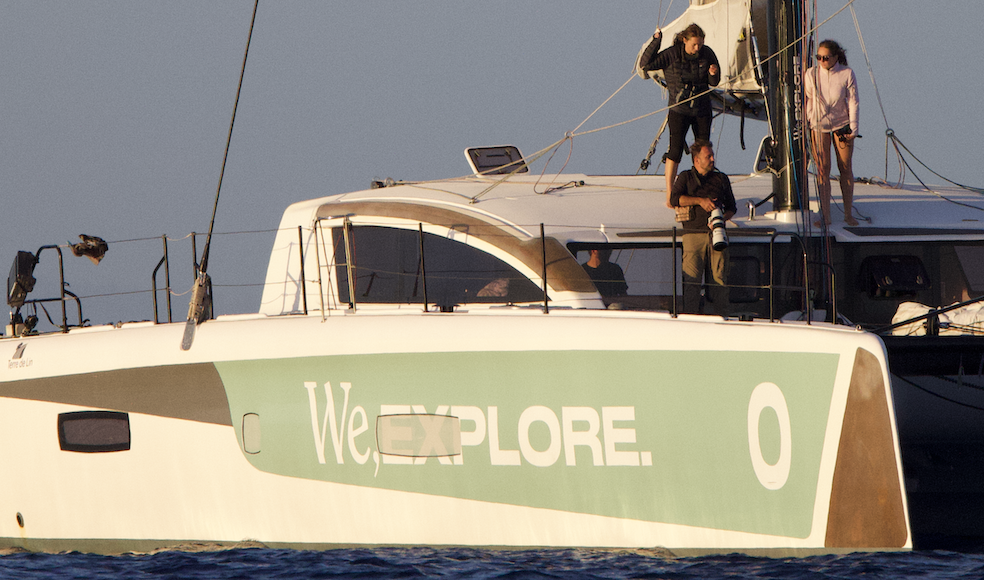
[895,374,984,413]
[468,134,570,203]
[807,0,836,317]
[889,137,984,212]
[804,2,818,234]
[889,133,984,195]
[805,0,888,231]
[885,130,905,186]
[848,5,890,134]
[636,116,669,175]
[532,134,575,194]
[432,2,776,195]
[181,0,259,350]
[571,73,637,135]
[471,1,851,194]
[199,0,259,276]
[846,2,907,190]
[659,0,674,28]
[848,3,983,197]
[415,0,984,211]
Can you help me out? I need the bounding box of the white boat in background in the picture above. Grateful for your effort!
[5,0,983,555]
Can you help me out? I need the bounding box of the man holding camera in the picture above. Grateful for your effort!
[669,139,736,316]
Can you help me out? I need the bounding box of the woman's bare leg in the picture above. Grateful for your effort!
[811,131,832,225]
[834,136,857,225]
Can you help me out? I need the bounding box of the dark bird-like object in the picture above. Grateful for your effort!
[70,234,109,264]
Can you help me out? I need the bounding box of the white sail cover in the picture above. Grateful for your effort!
[892,302,984,336]
[636,0,767,119]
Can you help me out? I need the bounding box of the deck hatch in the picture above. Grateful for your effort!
[465,146,528,175]
[57,410,130,453]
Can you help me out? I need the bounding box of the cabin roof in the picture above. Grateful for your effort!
[293,172,984,245]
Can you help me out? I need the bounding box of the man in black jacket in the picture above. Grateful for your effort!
[669,139,736,316]
[638,24,721,205]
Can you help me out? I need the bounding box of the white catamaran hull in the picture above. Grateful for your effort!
[0,310,909,554]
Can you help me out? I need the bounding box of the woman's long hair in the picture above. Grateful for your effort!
[818,39,848,66]
[674,23,705,47]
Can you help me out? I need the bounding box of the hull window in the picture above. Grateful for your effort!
[242,413,261,454]
[377,414,461,458]
[57,411,130,453]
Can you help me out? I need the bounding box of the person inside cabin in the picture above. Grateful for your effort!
[804,39,860,227]
[670,139,736,316]
[637,23,721,207]
[581,248,628,298]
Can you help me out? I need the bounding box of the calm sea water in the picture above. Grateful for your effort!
[0,548,981,580]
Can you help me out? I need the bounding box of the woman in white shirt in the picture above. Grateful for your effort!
[804,39,859,227]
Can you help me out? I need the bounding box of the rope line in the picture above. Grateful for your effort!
[104,227,295,247]
[659,0,675,28]
[357,0,786,195]
[849,5,890,132]
[890,134,984,195]
[532,134,575,194]
[895,374,984,413]
[890,137,984,211]
[571,0,843,141]
[571,73,637,134]
[200,0,259,275]
[845,2,983,199]
[468,135,570,202]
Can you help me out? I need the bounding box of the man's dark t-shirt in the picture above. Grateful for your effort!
[583,262,628,297]
[669,167,737,231]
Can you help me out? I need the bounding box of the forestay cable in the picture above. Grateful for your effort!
[182,0,259,350]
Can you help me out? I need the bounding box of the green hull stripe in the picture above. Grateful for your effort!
[216,350,839,538]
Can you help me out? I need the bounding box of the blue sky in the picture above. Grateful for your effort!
[1,1,981,327]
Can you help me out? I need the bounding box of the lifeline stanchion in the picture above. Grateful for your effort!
[297,226,307,315]
[540,223,549,314]
[418,223,429,312]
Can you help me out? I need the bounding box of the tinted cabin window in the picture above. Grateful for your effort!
[58,411,130,453]
[955,246,984,294]
[857,255,931,299]
[570,244,765,311]
[334,226,542,307]
[571,245,681,310]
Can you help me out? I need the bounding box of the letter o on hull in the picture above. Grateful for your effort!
[518,406,562,467]
[747,382,792,490]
